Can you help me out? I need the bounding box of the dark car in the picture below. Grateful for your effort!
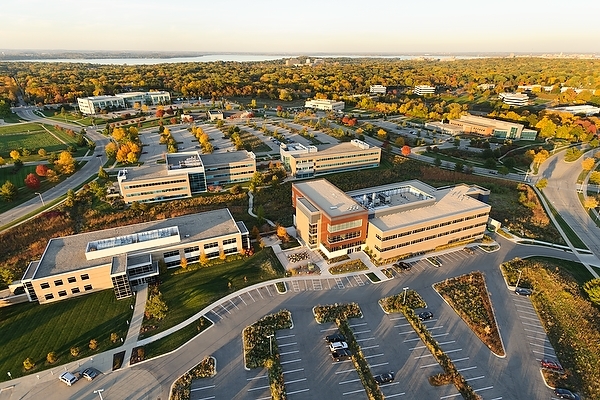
[325,333,346,343]
[418,311,434,321]
[373,371,395,385]
[331,348,352,361]
[81,367,100,381]
[540,359,563,372]
[515,287,533,296]
[394,262,412,271]
[553,388,580,400]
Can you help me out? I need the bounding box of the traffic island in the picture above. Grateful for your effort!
[170,356,216,400]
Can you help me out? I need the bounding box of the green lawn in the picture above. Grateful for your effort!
[0,290,134,381]
[143,316,212,360]
[141,248,285,339]
[540,191,589,249]
[0,122,85,159]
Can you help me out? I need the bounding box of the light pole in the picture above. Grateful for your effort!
[7,371,11,379]
[515,270,523,289]
[34,192,45,206]
[267,334,274,356]
[403,287,409,304]
[94,389,104,400]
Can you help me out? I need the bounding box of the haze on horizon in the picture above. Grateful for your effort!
[2,0,598,54]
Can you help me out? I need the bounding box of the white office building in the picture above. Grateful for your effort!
[77,91,171,114]
[304,99,345,111]
[370,85,387,94]
[499,93,529,107]
[414,85,436,95]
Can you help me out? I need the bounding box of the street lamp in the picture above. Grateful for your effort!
[515,270,523,289]
[267,334,274,356]
[34,192,45,206]
[7,371,11,379]
[403,287,409,304]
[94,389,104,400]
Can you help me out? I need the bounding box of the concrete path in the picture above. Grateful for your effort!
[121,284,148,368]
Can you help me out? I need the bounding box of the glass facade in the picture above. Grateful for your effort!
[189,172,207,193]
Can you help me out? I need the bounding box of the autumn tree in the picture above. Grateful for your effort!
[23,358,35,370]
[36,164,49,177]
[180,257,188,269]
[535,178,548,190]
[582,157,596,171]
[0,181,17,201]
[98,166,109,180]
[10,149,20,161]
[583,197,598,211]
[55,151,76,175]
[377,128,387,139]
[38,148,47,157]
[24,173,40,189]
[46,351,58,364]
[89,339,98,350]
[200,252,208,266]
[401,145,411,156]
[583,278,600,306]
[0,156,5,167]
[145,292,168,320]
[46,169,59,183]
[105,142,118,159]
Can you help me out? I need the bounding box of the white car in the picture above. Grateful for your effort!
[329,341,349,352]
[59,371,78,386]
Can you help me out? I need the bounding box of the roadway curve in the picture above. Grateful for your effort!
[0,108,109,228]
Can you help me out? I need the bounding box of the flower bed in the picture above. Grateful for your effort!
[313,303,362,324]
[379,290,426,312]
[170,356,216,400]
[326,254,351,265]
[328,259,368,275]
[433,272,505,356]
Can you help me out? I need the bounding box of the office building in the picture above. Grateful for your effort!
[292,179,490,260]
[414,85,436,95]
[280,139,381,179]
[499,92,529,107]
[77,91,171,114]
[304,99,345,111]
[117,151,256,203]
[370,85,387,94]
[447,114,537,140]
[22,209,250,304]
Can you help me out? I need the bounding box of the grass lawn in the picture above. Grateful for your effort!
[0,290,134,381]
[143,316,212,360]
[141,247,284,339]
[540,191,588,249]
[42,111,105,127]
[0,124,67,158]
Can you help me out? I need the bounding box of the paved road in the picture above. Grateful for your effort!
[0,110,109,228]
[12,239,579,400]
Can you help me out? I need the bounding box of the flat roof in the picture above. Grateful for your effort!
[368,184,490,232]
[293,179,363,217]
[31,209,240,280]
[291,142,377,159]
[200,151,254,165]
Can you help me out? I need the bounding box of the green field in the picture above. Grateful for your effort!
[0,290,134,381]
[0,123,69,158]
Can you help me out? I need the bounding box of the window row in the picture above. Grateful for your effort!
[327,219,363,233]
[327,230,362,244]
[375,223,486,252]
[40,274,89,289]
[124,178,188,190]
[376,214,488,242]
[43,285,93,300]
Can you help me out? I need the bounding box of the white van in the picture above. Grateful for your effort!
[59,371,78,386]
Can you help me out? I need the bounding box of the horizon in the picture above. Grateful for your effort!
[2,0,598,54]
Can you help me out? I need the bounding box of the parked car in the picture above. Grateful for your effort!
[82,367,100,381]
[540,359,563,372]
[553,388,580,400]
[373,371,395,385]
[325,333,346,343]
[329,341,349,352]
[59,371,78,386]
[394,262,412,271]
[331,348,352,361]
[515,287,533,296]
[418,311,434,321]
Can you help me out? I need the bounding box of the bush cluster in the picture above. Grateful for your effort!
[170,356,216,400]
[313,303,362,324]
[328,260,368,275]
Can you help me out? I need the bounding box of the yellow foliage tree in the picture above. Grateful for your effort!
[55,151,76,175]
[10,149,20,160]
[112,127,126,142]
[582,157,596,171]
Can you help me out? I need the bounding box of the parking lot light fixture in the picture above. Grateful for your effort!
[267,334,274,355]
[515,270,523,289]
[94,389,104,400]
[34,192,45,206]
[403,287,409,304]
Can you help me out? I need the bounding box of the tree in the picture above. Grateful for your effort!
[70,347,80,357]
[24,173,41,189]
[377,128,387,139]
[55,151,76,175]
[10,149,20,161]
[582,157,596,171]
[180,257,188,269]
[89,339,98,351]
[590,171,600,185]
[434,157,442,167]
[105,142,118,159]
[535,178,548,190]
[219,250,226,261]
[200,252,208,266]
[38,148,47,157]
[583,278,600,306]
[23,357,35,370]
[0,156,5,167]
[46,351,58,364]
[483,158,496,169]
[401,145,411,156]
[583,197,598,211]
[46,169,59,183]
[98,166,109,180]
[145,292,168,320]
[394,137,405,147]
[276,225,289,241]
[0,181,17,202]
[36,164,49,177]
[454,162,464,173]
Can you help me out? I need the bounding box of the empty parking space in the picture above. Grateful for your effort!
[276,333,311,397]
[206,285,276,321]
[512,295,558,361]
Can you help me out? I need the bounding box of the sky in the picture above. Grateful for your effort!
[2,0,599,54]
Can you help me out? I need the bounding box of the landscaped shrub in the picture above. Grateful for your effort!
[313,303,362,324]
[70,347,80,357]
[23,358,35,371]
[89,339,98,351]
[46,352,58,364]
[379,290,426,312]
[328,259,368,275]
[171,356,216,400]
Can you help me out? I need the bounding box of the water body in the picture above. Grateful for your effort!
[8,54,482,65]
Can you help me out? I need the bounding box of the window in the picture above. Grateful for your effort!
[68,277,76,283]
[222,238,237,246]
[40,282,50,289]
[204,242,218,250]
[81,274,90,280]
[84,285,93,291]
[54,279,63,286]
[44,293,54,300]
[184,246,199,253]
[71,287,80,294]
[327,219,363,233]
[58,290,67,297]
[163,250,180,258]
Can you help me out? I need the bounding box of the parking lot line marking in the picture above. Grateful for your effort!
[364,353,384,359]
[353,330,371,335]
[285,378,307,384]
[457,366,477,372]
[238,295,247,305]
[349,322,368,327]
[190,385,215,391]
[248,384,270,391]
[444,349,463,354]
[320,327,338,332]
[520,315,541,321]
[283,368,304,374]
[361,345,380,350]
[532,350,550,355]
[278,342,297,347]
[256,288,264,299]
[404,337,422,342]
[280,359,301,365]
[343,389,366,395]
[473,386,494,392]
[466,376,485,382]
[394,323,411,328]
[488,397,503,400]
[346,277,353,286]
[335,278,345,289]
[280,350,300,355]
[388,316,406,321]
[524,328,546,334]
[195,397,215,400]
[419,362,439,368]
[517,309,538,316]
[356,337,375,342]
[527,335,549,342]
[431,333,450,338]
[384,392,406,398]
[339,378,362,384]
[529,342,555,351]
[256,396,271,400]
[438,341,456,346]
[287,388,310,395]
[451,357,469,363]
[277,334,295,339]
[399,330,417,335]
[313,279,322,290]
[409,345,427,350]
[247,375,268,380]
[521,321,543,327]
[246,291,255,302]
[265,285,273,296]
[428,326,445,330]
[369,362,389,368]
[440,392,462,399]
[230,299,239,309]
[414,354,433,359]
[220,304,231,314]
[335,368,356,374]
